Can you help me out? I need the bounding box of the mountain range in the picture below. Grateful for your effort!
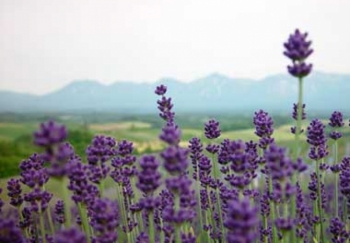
[1,71,350,114]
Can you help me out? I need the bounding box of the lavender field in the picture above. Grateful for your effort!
[1,29,350,243]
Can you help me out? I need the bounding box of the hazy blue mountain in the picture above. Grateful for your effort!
[1,71,350,114]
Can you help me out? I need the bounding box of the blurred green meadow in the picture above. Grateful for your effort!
[1,112,349,203]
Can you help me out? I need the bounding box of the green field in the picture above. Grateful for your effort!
[1,113,349,203]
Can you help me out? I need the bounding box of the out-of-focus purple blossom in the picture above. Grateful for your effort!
[206,144,220,154]
[86,135,116,165]
[284,29,313,78]
[0,218,25,243]
[19,153,50,188]
[160,123,181,145]
[284,29,313,61]
[19,207,32,229]
[181,233,196,243]
[253,110,274,149]
[24,188,53,212]
[90,198,119,243]
[67,158,99,206]
[292,103,306,120]
[204,119,221,139]
[329,111,344,128]
[287,63,313,78]
[293,158,308,173]
[340,157,350,199]
[295,182,309,240]
[136,232,150,243]
[189,137,203,180]
[155,84,167,96]
[265,144,294,181]
[33,120,67,147]
[55,200,65,224]
[275,218,294,233]
[7,178,23,207]
[307,119,328,160]
[224,198,259,243]
[53,227,87,243]
[161,146,189,174]
[329,111,344,140]
[47,142,75,177]
[137,155,161,195]
[329,217,348,243]
[157,96,175,123]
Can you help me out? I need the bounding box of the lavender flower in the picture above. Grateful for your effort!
[284,29,313,78]
[137,155,161,195]
[0,218,25,243]
[189,137,203,180]
[86,135,116,165]
[329,217,348,243]
[155,84,167,96]
[204,119,221,139]
[329,111,344,140]
[33,120,67,147]
[253,110,274,149]
[307,119,328,160]
[53,227,87,243]
[90,198,119,243]
[224,198,259,243]
[55,200,65,224]
[7,178,23,207]
[161,145,189,175]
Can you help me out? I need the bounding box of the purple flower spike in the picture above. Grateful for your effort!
[284,29,313,78]
[90,198,119,243]
[253,110,274,149]
[204,119,221,139]
[160,123,181,145]
[329,111,344,140]
[292,103,306,120]
[34,120,67,147]
[0,218,25,243]
[287,63,313,78]
[329,217,347,243]
[137,155,161,195]
[53,227,87,243]
[161,146,189,174]
[284,29,313,61]
[7,178,23,207]
[55,200,65,224]
[224,198,259,243]
[329,111,344,128]
[307,119,328,160]
[155,84,167,96]
[86,135,116,165]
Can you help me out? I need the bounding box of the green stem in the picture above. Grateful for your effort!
[335,140,339,217]
[174,194,181,243]
[291,77,304,243]
[269,178,278,243]
[116,184,129,242]
[316,161,324,243]
[62,178,71,228]
[99,179,105,197]
[39,207,47,243]
[149,211,155,243]
[196,169,203,232]
[78,203,91,243]
[212,155,225,239]
[47,207,55,234]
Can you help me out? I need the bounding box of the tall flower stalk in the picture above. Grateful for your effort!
[284,28,313,242]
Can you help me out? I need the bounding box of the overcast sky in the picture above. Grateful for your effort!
[1,0,349,94]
